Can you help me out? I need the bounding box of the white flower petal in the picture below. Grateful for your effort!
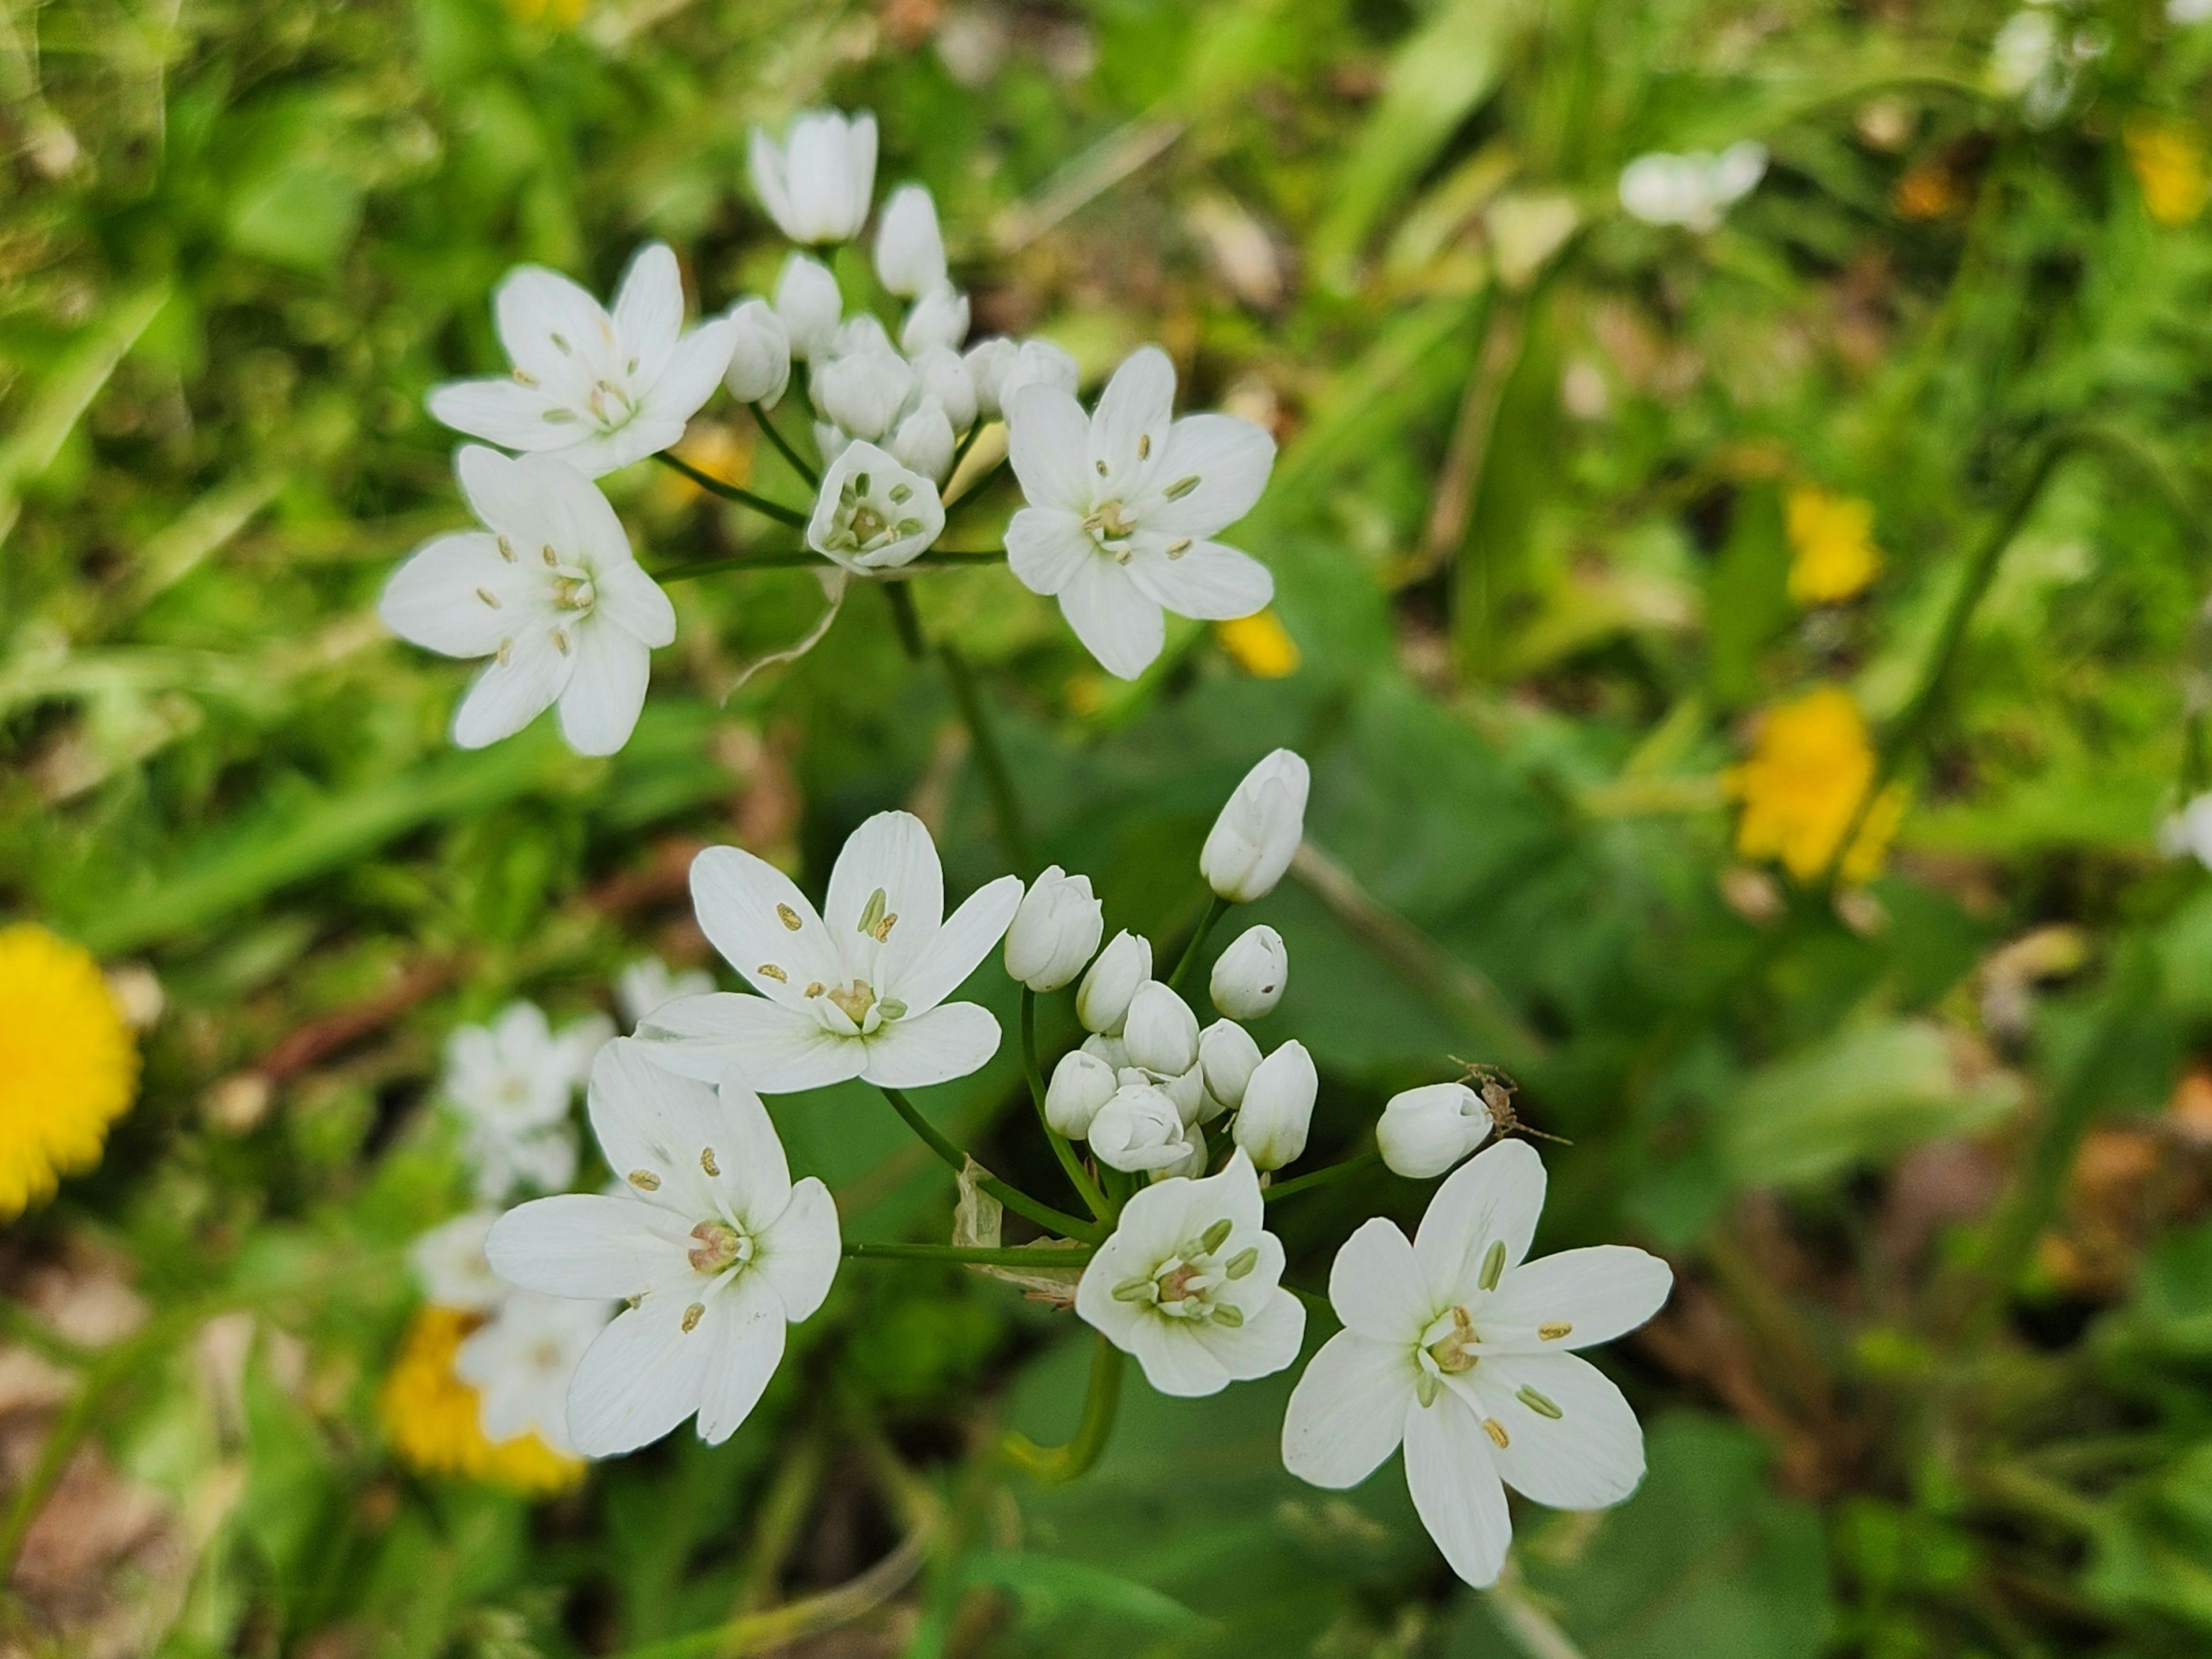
[426,378,568,452]
[1124,535,1272,623]
[378,533,529,658]
[495,264,617,391]
[636,993,862,1093]
[824,809,945,944]
[1453,1352,1647,1511]
[891,874,1024,1012]
[586,1038,723,1214]
[1006,384,1096,512]
[708,1073,794,1230]
[566,1289,713,1456]
[1415,1138,1547,1312]
[1127,1315,1234,1397]
[1282,1329,1417,1488]
[556,621,651,756]
[1089,345,1176,490]
[755,1175,839,1320]
[640,319,738,429]
[1480,1246,1673,1351]
[1403,1390,1513,1588]
[689,845,842,1009]
[694,1271,787,1444]
[748,127,796,239]
[1005,507,1094,597]
[1147,413,1275,537]
[857,1002,1001,1088]
[1328,1217,1435,1344]
[1195,1283,1304,1382]
[611,243,683,388]
[452,624,570,749]
[594,561,677,648]
[558,418,691,480]
[1058,557,1165,680]
[485,1193,684,1300]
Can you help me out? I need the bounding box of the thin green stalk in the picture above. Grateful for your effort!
[1023,988,1111,1220]
[749,402,817,488]
[946,421,983,479]
[1167,893,1231,991]
[876,1085,1103,1241]
[1263,1147,1380,1202]
[1001,1331,1124,1484]
[653,452,809,528]
[940,640,1037,876]
[843,1241,1094,1267]
[884,579,926,660]
[653,549,1002,583]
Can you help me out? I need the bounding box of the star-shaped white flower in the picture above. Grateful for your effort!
[456,1290,613,1456]
[484,1043,839,1456]
[636,812,1023,1092]
[1281,1139,1673,1589]
[1005,346,1276,679]
[427,244,736,479]
[411,1209,509,1313]
[381,447,678,756]
[439,999,610,1200]
[1075,1149,1305,1396]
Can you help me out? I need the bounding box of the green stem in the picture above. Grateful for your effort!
[1167,893,1232,992]
[842,1241,1094,1267]
[876,1085,1103,1242]
[1001,1331,1125,1484]
[749,402,818,488]
[653,549,1001,583]
[884,579,926,660]
[1024,988,1112,1221]
[1263,1147,1380,1202]
[940,640,1037,877]
[946,421,983,479]
[653,452,810,528]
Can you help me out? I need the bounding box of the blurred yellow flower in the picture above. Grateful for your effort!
[1727,688,1904,885]
[380,1308,585,1495]
[2126,116,2207,227]
[1785,486,1882,605]
[0,924,139,1218]
[1215,610,1301,677]
[506,0,588,24]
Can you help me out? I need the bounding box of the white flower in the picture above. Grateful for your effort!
[427,245,735,479]
[2162,793,2212,867]
[997,339,1079,416]
[722,298,791,408]
[411,1210,509,1312]
[1616,143,1767,232]
[890,399,957,483]
[637,812,1022,1092]
[749,108,877,245]
[804,442,946,573]
[1210,923,1289,1019]
[964,337,1019,418]
[1123,981,1200,1077]
[1088,1080,1195,1172]
[1376,1081,1491,1179]
[875,184,948,298]
[1076,1149,1304,1395]
[813,345,916,442]
[911,345,979,432]
[1004,865,1105,991]
[1988,10,2057,97]
[456,1291,613,1456]
[901,284,971,355]
[616,956,715,1031]
[380,447,677,756]
[1075,930,1152,1034]
[443,1000,607,1140]
[486,1043,840,1455]
[774,255,843,360]
[1202,750,1309,902]
[1197,1018,1261,1110]
[2171,0,2212,24]
[1281,1140,1672,1588]
[1045,1048,1119,1138]
[1006,346,1276,679]
[1233,1039,1315,1172]
[467,1122,580,1207]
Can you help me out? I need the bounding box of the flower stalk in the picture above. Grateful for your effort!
[1001,1330,1125,1484]
[749,401,819,488]
[876,1085,1104,1242]
[652,450,810,528]
[1022,988,1112,1221]
[1168,893,1232,991]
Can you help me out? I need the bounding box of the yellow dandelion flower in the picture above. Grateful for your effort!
[2126,116,2208,228]
[1785,486,1883,606]
[1726,687,1906,885]
[0,925,139,1218]
[380,1308,585,1496]
[1215,610,1302,678]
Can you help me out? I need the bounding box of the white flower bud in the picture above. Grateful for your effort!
[997,338,1079,420]
[1044,1049,1118,1139]
[1158,1061,1206,1126]
[1076,930,1152,1034]
[901,283,971,355]
[1197,1018,1262,1109]
[813,420,853,469]
[749,108,877,244]
[1233,1040,1316,1172]
[1201,749,1310,902]
[831,313,895,358]
[1209,925,1287,1020]
[874,184,947,298]
[964,336,1018,417]
[889,397,956,483]
[722,298,791,408]
[1088,1082,1194,1172]
[812,347,915,442]
[1156,1129,1209,1181]
[773,254,842,360]
[1004,865,1105,991]
[910,344,979,431]
[805,441,944,572]
[1122,982,1200,1077]
[1376,1081,1488,1179]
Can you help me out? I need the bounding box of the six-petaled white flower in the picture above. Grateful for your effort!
[456,1290,614,1457]
[1077,1149,1305,1395]
[485,1043,840,1455]
[637,812,1022,1092]
[1281,1139,1672,1589]
[440,999,611,1202]
[381,447,677,756]
[750,108,878,245]
[805,442,947,573]
[1006,346,1277,679]
[427,245,735,479]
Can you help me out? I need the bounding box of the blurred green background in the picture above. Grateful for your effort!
[10,0,2212,1653]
